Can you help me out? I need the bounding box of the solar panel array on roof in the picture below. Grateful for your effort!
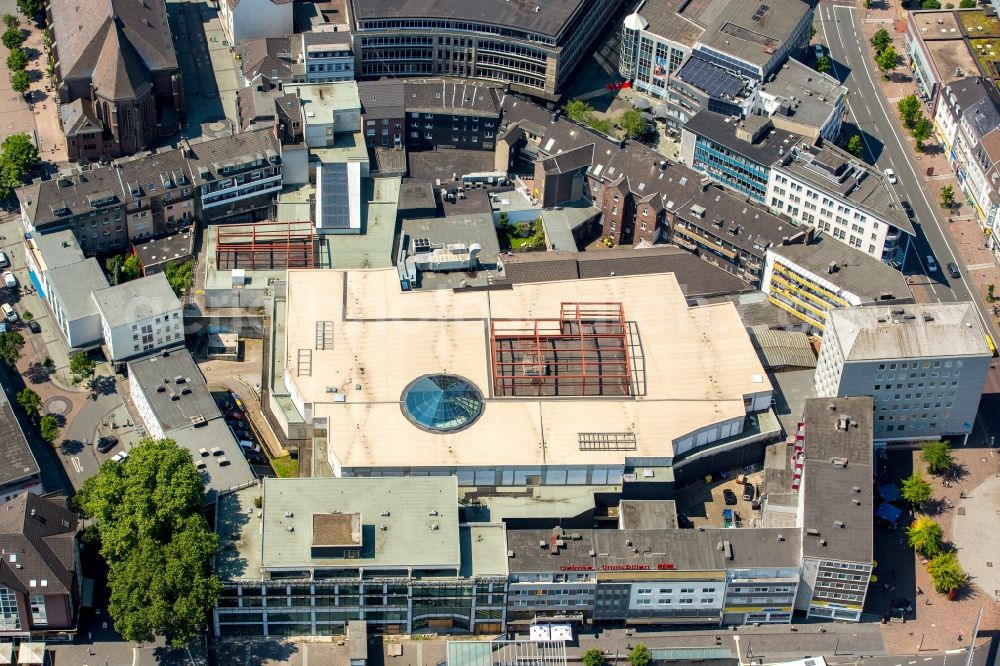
[319,163,351,229]
[678,57,745,100]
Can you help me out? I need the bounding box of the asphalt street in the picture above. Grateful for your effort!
[818,2,999,342]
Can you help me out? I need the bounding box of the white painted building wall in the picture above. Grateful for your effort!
[128,373,167,440]
[101,307,184,362]
[627,581,725,612]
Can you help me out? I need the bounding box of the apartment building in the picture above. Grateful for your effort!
[761,232,913,331]
[16,130,282,250]
[766,140,914,265]
[214,476,508,637]
[350,0,619,99]
[299,32,354,83]
[0,388,42,507]
[750,59,847,143]
[240,33,354,90]
[932,77,1000,243]
[93,273,183,362]
[43,258,109,351]
[814,303,991,442]
[671,186,804,287]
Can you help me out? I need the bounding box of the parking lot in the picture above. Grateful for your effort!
[211,388,274,477]
[673,468,765,529]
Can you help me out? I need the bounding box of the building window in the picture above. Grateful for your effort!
[0,586,20,630]
[30,595,46,625]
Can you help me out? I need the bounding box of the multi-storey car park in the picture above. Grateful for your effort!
[349,0,620,99]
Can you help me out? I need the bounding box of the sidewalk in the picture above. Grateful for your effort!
[857,1,1000,318]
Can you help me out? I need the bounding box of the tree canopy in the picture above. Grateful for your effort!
[0,330,25,366]
[870,28,892,53]
[16,0,45,18]
[816,55,832,74]
[897,94,921,129]
[959,0,976,6]
[0,133,38,200]
[900,472,932,508]
[907,516,944,558]
[628,644,651,666]
[928,551,965,595]
[940,185,955,209]
[921,440,954,475]
[73,438,222,646]
[6,47,27,72]
[2,26,23,50]
[69,351,97,385]
[846,135,864,158]
[911,116,933,150]
[164,259,194,296]
[10,69,29,95]
[39,414,59,444]
[16,388,41,420]
[583,648,606,666]
[617,108,648,140]
[875,46,898,78]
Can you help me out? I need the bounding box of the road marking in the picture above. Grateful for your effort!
[923,659,933,662]
[70,457,82,473]
[909,661,917,664]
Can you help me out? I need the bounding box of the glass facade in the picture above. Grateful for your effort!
[692,138,769,202]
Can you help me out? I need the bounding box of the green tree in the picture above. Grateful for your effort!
[6,47,27,72]
[847,134,864,158]
[921,0,942,8]
[563,99,594,123]
[105,254,124,286]
[16,0,45,18]
[589,117,613,135]
[921,440,954,474]
[816,55,832,74]
[940,185,955,209]
[583,648,606,666]
[73,438,223,646]
[628,644,651,666]
[2,25,23,50]
[10,70,30,95]
[875,46,898,78]
[2,14,18,29]
[69,351,96,385]
[0,330,25,366]
[0,132,39,199]
[928,551,965,595]
[911,115,933,150]
[617,108,648,139]
[901,472,932,508]
[15,388,41,420]
[121,253,141,281]
[907,515,945,558]
[164,259,194,296]
[897,94,921,129]
[870,28,893,53]
[959,0,976,6]
[39,414,59,444]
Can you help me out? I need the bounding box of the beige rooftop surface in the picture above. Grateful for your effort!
[284,268,770,469]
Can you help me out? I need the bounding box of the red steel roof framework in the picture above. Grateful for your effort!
[489,302,633,398]
[214,221,317,270]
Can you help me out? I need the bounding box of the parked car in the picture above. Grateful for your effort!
[900,200,914,218]
[1,304,16,322]
[946,262,960,279]
[926,255,938,272]
[883,168,897,184]
[97,435,118,453]
[0,251,8,268]
[27,320,40,334]
[723,488,738,505]
[2,272,15,289]
[742,482,755,501]
[226,410,243,421]
[111,450,129,463]
[814,44,824,59]
[234,429,252,440]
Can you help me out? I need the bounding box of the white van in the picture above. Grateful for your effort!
[239,440,259,453]
[1,304,16,322]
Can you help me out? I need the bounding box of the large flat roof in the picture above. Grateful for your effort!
[684,110,802,167]
[697,0,810,68]
[282,268,770,470]
[800,397,873,563]
[45,258,108,321]
[93,273,180,329]
[769,233,912,303]
[827,302,990,361]
[128,349,222,432]
[350,0,590,38]
[258,476,461,572]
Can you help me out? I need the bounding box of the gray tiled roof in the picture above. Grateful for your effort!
[541,144,594,175]
[403,79,500,117]
[0,391,39,489]
[241,37,293,82]
[31,230,86,271]
[676,186,797,255]
[0,494,78,597]
[60,99,103,137]
[683,109,802,168]
[357,80,406,117]
[93,272,180,329]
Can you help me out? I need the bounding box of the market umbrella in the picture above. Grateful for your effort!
[631,97,651,110]
[0,642,11,664]
[652,104,669,118]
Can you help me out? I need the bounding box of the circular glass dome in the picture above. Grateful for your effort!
[401,375,484,433]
